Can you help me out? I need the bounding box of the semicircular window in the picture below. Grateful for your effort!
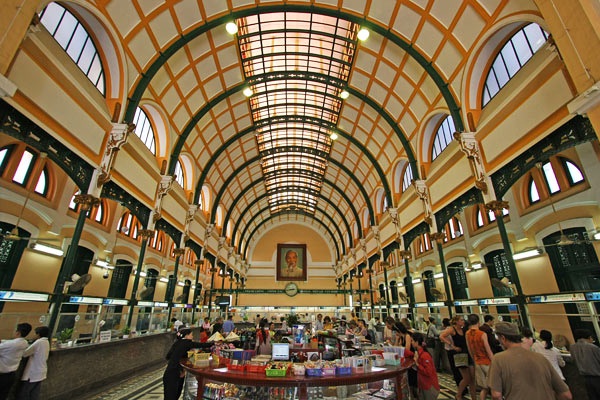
[482,23,549,106]
[132,107,156,155]
[432,115,455,161]
[39,2,105,95]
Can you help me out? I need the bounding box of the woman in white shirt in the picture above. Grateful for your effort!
[531,329,566,380]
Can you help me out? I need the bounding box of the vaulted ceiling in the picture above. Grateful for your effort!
[104,1,532,257]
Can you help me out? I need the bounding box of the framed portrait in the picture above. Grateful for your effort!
[276,244,307,281]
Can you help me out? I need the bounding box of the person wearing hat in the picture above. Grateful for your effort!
[487,322,572,400]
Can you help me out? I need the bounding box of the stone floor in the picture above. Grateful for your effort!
[79,367,465,400]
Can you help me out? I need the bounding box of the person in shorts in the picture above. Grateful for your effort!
[465,314,494,400]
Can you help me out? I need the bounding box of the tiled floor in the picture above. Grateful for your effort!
[80,367,468,400]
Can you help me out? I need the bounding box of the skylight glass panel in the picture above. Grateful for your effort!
[238,12,359,214]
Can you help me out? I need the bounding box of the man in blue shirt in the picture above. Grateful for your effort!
[223,315,235,335]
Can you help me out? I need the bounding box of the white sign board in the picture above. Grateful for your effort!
[99,330,111,343]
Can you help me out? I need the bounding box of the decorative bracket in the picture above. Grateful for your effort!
[413,180,433,227]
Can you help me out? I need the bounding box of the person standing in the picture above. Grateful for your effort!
[314,313,324,331]
[0,323,32,400]
[211,316,223,335]
[531,330,566,381]
[487,322,572,400]
[409,332,440,400]
[171,317,183,331]
[440,316,476,400]
[163,328,206,400]
[255,319,271,355]
[17,326,50,400]
[222,315,235,335]
[465,314,494,400]
[425,317,441,371]
[479,315,502,354]
[569,329,600,400]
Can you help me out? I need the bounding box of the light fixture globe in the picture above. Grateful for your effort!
[225,22,238,35]
[357,28,370,41]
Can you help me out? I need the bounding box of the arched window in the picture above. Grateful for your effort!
[416,232,432,255]
[448,262,469,301]
[402,163,413,192]
[174,160,185,188]
[423,271,436,302]
[527,157,585,205]
[482,23,549,106]
[1,146,51,199]
[132,107,156,154]
[0,146,11,173]
[149,230,166,252]
[431,115,455,160]
[117,211,142,240]
[39,2,105,94]
[475,204,509,229]
[485,250,514,297]
[444,216,464,242]
[107,259,132,299]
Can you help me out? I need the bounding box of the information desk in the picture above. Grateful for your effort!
[182,361,410,399]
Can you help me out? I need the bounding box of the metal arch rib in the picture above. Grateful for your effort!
[223,176,361,239]
[230,189,351,251]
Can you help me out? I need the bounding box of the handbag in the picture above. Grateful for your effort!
[453,352,469,368]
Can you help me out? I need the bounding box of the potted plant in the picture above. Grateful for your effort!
[122,326,131,339]
[57,328,74,348]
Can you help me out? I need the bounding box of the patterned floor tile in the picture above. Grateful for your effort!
[80,366,471,400]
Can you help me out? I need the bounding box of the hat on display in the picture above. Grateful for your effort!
[225,331,240,342]
[207,331,225,342]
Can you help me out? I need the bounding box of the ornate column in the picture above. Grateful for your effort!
[48,194,100,332]
[372,226,390,315]
[192,224,213,321]
[399,249,414,307]
[208,237,225,319]
[486,200,531,328]
[126,228,154,328]
[361,239,375,316]
[430,231,454,317]
[165,246,186,324]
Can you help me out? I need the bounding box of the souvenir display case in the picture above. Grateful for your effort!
[182,360,409,400]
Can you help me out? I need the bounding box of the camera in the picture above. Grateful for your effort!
[103,271,110,279]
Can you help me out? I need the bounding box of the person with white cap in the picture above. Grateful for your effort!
[487,322,572,400]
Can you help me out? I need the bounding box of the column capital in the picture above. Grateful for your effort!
[430,231,446,245]
[399,249,412,261]
[173,248,186,257]
[73,194,100,211]
[138,229,154,239]
[485,200,510,216]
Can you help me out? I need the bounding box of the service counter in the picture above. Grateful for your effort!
[182,361,410,399]
[7,328,197,400]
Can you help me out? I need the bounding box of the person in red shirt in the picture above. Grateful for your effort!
[409,332,440,400]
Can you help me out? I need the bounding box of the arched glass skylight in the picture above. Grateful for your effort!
[132,107,156,155]
[432,115,456,160]
[39,2,105,94]
[482,23,548,106]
